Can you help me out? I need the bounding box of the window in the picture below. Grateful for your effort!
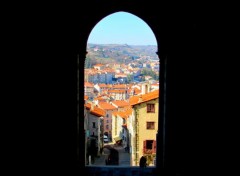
[146,140,153,149]
[147,104,155,113]
[143,140,156,154]
[92,122,95,128]
[106,125,109,129]
[106,114,109,118]
[146,122,155,129]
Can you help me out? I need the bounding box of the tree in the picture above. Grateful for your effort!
[141,68,159,81]
[84,57,91,68]
[127,74,133,83]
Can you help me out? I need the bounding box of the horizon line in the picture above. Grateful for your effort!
[87,43,157,46]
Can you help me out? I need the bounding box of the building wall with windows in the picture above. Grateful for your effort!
[103,110,113,140]
[131,98,158,166]
[105,72,114,84]
[130,90,159,166]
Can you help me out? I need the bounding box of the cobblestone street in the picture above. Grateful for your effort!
[91,142,130,166]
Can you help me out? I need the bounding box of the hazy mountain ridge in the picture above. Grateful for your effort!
[85,44,158,67]
[87,43,158,58]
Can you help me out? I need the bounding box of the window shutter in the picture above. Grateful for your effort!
[143,140,146,153]
[153,140,156,153]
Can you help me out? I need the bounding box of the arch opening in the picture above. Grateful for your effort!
[83,11,160,167]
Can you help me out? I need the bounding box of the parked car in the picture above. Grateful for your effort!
[103,135,109,143]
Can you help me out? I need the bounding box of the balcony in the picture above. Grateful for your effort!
[143,149,156,154]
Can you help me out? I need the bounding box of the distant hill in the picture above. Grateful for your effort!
[85,44,158,68]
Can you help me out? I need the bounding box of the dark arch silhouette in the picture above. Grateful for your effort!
[13,1,230,176]
[84,10,161,167]
[77,3,168,176]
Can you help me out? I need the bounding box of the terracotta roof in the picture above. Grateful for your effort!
[85,103,91,110]
[133,87,141,95]
[124,108,133,115]
[111,100,129,107]
[104,68,115,73]
[115,74,127,78]
[98,83,108,88]
[120,109,132,119]
[102,90,109,94]
[129,96,139,105]
[112,111,118,116]
[108,89,125,93]
[130,89,159,106]
[113,108,132,119]
[84,95,88,100]
[95,97,105,101]
[112,84,126,89]
[116,111,126,118]
[141,89,159,102]
[94,64,104,67]
[84,82,94,87]
[99,102,117,110]
[90,106,105,117]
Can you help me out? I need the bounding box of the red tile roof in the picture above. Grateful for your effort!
[117,111,128,119]
[142,89,159,101]
[95,97,105,101]
[112,84,126,89]
[85,103,91,110]
[98,83,106,87]
[129,96,139,105]
[112,111,118,116]
[108,89,126,93]
[84,82,94,87]
[90,106,105,117]
[99,102,117,110]
[133,87,141,95]
[124,108,133,115]
[94,64,104,67]
[130,89,159,106]
[112,108,132,119]
[111,100,129,107]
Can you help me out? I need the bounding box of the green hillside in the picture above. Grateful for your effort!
[85,44,158,68]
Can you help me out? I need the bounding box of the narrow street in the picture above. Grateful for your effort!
[92,142,130,166]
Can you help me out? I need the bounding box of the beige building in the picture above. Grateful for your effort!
[129,89,159,166]
[98,101,117,141]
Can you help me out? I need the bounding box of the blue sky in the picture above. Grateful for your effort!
[87,12,157,46]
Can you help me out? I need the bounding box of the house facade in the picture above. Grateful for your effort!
[129,89,159,166]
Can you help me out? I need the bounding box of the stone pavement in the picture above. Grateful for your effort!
[92,142,130,166]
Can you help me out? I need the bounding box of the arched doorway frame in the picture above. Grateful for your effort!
[77,7,168,175]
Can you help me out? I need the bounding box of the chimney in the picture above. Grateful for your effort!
[142,83,149,94]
